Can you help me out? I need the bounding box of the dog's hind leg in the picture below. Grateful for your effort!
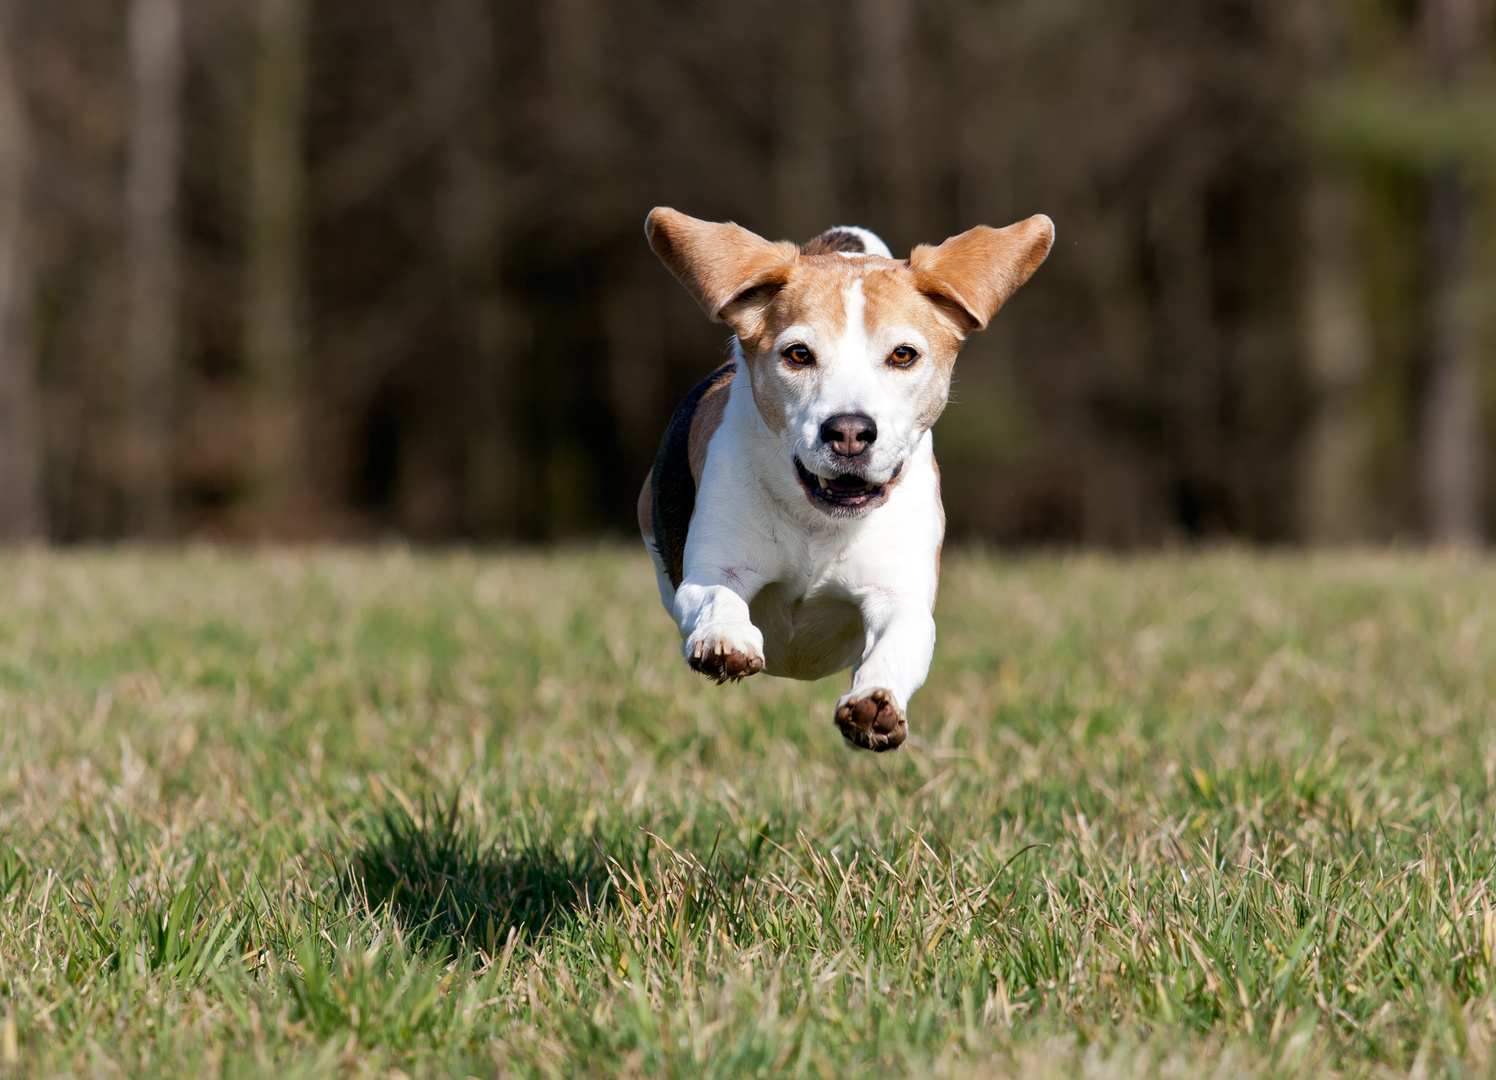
[638,473,676,614]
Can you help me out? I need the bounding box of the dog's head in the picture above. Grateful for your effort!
[646,208,1053,518]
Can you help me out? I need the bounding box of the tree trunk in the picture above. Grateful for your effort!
[0,0,42,543]
[772,4,838,240]
[1300,173,1374,542]
[1420,0,1485,546]
[437,0,510,537]
[246,0,308,536]
[125,0,184,537]
[1298,1,1374,544]
[852,0,915,245]
[1422,169,1482,545]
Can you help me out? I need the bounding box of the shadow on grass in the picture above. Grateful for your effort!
[342,797,626,956]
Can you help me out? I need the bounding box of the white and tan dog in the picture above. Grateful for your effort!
[638,208,1053,751]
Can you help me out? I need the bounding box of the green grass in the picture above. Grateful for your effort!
[4,547,1496,1077]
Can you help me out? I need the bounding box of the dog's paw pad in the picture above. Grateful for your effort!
[687,635,764,684]
[835,689,907,752]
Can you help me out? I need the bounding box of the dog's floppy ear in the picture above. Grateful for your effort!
[909,215,1054,333]
[646,208,799,322]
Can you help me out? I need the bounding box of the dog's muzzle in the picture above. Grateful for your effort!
[794,457,902,516]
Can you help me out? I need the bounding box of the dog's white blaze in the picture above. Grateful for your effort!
[843,278,867,348]
[827,279,874,415]
[819,280,883,447]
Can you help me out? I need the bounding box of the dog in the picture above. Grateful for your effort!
[638,208,1053,751]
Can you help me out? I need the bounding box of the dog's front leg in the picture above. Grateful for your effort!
[834,596,936,752]
[674,570,769,683]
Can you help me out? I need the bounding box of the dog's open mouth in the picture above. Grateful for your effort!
[794,457,901,514]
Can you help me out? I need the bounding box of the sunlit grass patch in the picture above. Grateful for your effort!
[3,547,1496,1076]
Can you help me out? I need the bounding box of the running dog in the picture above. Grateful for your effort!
[638,208,1054,750]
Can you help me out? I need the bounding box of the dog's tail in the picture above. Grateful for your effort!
[801,226,892,259]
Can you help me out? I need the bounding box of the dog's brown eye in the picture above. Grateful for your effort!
[890,345,919,368]
[782,343,814,366]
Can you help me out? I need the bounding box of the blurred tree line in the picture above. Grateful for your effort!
[0,0,1492,545]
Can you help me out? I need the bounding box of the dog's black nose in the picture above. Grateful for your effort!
[820,413,877,458]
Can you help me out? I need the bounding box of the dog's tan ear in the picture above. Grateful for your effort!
[646,208,799,322]
[909,215,1054,333]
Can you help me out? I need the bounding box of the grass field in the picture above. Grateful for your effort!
[4,548,1496,1077]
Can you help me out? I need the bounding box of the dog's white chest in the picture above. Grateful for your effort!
[749,580,864,680]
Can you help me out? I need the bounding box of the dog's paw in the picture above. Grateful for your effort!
[834,688,907,752]
[685,623,765,684]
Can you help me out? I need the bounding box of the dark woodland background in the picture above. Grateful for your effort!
[0,0,1494,546]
